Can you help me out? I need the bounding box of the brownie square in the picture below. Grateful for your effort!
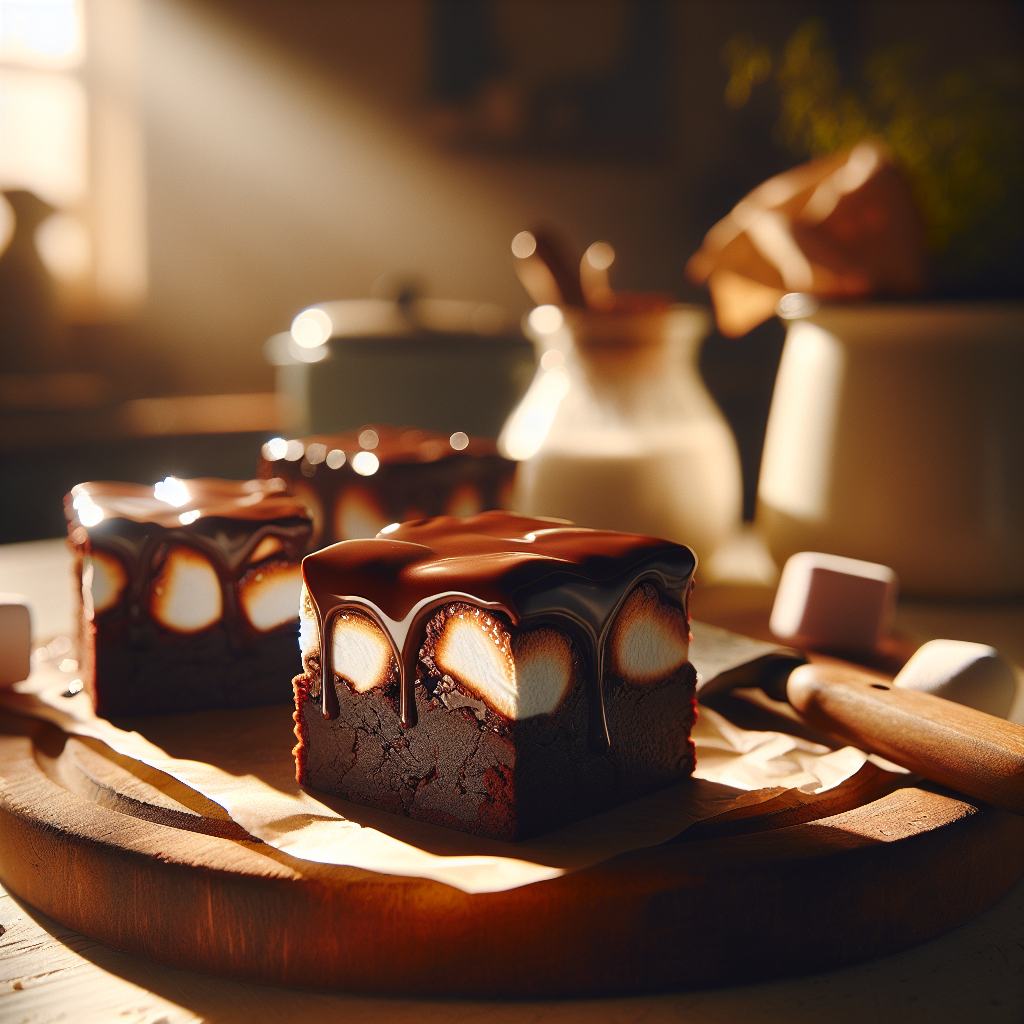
[66,478,312,717]
[293,511,698,840]
[257,425,515,549]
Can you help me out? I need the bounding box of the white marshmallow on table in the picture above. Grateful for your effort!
[894,639,1017,720]
[0,593,32,686]
[770,551,898,653]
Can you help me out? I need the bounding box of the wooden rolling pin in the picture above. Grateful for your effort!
[787,663,1024,815]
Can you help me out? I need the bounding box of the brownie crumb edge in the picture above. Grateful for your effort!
[292,672,311,785]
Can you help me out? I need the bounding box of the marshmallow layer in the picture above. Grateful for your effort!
[240,562,303,632]
[150,546,223,633]
[87,549,128,615]
[304,584,688,721]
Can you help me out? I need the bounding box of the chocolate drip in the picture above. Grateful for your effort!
[317,592,510,727]
[303,512,696,751]
[67,478,312,647]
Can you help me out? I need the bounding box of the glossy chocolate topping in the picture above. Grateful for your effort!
[302,510,697,751]
[66,478,312,645]
[67,478,309,529]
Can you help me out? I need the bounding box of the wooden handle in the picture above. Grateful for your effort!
[786,662,1024,815]
[531,230,586,307]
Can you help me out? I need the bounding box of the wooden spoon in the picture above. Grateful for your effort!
[511,229,585,307]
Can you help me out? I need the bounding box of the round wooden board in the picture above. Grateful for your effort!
[0,704,1022,998]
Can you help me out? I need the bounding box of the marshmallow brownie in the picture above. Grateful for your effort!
[257,425,514,549]
[293,511,698,840]
[66,477,313,717]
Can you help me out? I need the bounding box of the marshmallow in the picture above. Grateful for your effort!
[85,550,128,616]
[434,606,518,719]
[239,562,303,632]
[894,639,1017,719]
[299,585,319,662]
[608,582,690,684]
[770,551,898,652]
[334,486,388,541]
[150,546,223,634]
[248,535,285,563]
[509,628,573,719]
[331,612,395,694]
[0,594,31,686]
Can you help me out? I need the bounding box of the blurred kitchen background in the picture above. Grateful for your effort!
[1,0,1021,544]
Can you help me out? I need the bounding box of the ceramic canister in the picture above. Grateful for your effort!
[756,302,1023,597]
[266,298,535,439]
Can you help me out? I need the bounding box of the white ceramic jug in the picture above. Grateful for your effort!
[757,302,1024,596]
[503,305,743,561]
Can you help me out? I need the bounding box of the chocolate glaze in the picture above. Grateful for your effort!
[257,424,515,550]
[66,478,312,652]
[301,510,696,753]
[70,477,308,528]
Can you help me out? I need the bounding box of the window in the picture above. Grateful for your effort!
[0,0,145,320]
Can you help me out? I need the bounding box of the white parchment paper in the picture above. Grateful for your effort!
[1,664,903,894]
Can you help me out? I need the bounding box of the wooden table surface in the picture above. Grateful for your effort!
[1,535,1022,1024]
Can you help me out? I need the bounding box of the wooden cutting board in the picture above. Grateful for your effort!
[1,694,1021,998]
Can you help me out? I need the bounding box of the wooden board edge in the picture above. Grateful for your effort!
[2,723,1023,996]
